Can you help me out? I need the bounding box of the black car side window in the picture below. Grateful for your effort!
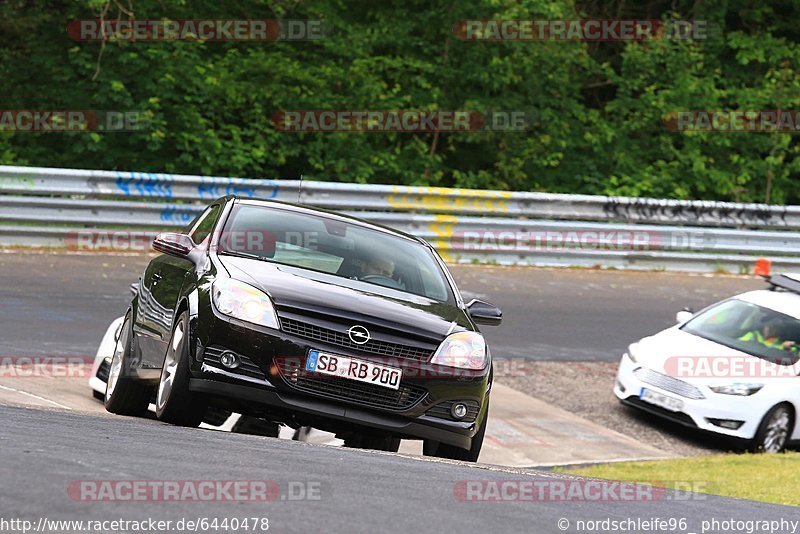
[190,204,221,245]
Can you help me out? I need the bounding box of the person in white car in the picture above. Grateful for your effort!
[738,317,798,354]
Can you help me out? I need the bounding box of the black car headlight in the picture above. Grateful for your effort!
[430,332,487,370]
[212,278,279,329]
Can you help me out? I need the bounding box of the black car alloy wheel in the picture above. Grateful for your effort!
[156,311,207,427]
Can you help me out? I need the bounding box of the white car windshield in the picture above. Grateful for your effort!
[682,298,800,364]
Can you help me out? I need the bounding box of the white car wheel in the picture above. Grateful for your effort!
[754,404,793,453]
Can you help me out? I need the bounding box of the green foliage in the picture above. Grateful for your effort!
[1,0,799,203]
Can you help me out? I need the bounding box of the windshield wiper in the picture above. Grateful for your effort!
[218,250,271,262]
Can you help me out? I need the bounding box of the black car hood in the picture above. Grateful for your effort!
[218,255,472,342]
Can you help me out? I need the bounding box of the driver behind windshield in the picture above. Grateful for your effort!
[362,256,395,279]
[739,317,798,353]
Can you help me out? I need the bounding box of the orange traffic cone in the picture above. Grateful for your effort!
[754,258,771,277]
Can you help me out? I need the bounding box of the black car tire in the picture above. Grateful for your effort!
[343,434,401,452]
[751,403,794,453]
[155,311,207,427]
[423,403,488,462]
[104,313,151,416]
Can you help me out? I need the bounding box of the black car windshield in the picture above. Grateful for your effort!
[682,298,800,364]
[217,203,455,303]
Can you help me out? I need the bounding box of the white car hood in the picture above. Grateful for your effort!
[633,327,800,387]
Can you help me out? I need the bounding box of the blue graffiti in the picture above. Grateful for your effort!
[115,171,174,198]
[160,206,201,224]
[197,176,279,199]
[114,171,280,200]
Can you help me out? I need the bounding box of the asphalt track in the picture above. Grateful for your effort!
[2,404,796,534]
[2,251,792,532]
[0,251,763,361]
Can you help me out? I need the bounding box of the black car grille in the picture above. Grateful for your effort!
[425,400,480,423]
[276,358,426,411]
[279,317,435,363]
[203,346,265,380]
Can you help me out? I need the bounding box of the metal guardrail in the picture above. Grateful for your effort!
[1,165,798,273]
[3,165,799,227]
[0,165,300,202]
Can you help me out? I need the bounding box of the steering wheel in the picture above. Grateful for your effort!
[360,274,402,288]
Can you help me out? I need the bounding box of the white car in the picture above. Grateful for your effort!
[89,316,125,399]
[615,273,800,452]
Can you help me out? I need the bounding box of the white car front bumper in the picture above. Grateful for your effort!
[614,352,770,440]
[89,317,125,396]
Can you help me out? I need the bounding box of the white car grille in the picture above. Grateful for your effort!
[634,367,705,400]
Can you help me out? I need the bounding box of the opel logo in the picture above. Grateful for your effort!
[347,325,370,345]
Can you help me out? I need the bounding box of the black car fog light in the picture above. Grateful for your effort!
[220,351,241,369]
[451,403,468,420]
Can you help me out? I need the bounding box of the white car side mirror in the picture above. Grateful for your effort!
[675,310,693,324]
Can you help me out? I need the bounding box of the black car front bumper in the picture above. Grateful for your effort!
[188,304,489,448]
[189,378,476,448]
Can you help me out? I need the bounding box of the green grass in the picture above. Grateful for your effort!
[558,453,800,506]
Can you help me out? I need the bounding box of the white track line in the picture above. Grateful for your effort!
[0,384,72,410]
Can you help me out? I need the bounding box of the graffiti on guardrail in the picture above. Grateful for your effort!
[5,165,800,272]
[115,171,173,197]
[159,206,203,224]
[602,198,788,226]
[113,171,281,200]
[387,187,512,213]
[197,177,279,199]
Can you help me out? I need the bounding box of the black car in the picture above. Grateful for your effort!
[104,197,502,461]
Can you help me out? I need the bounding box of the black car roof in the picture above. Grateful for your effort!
[225,196,427,245]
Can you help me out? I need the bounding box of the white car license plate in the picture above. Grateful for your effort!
[640,388,684,412]
[305,350,402,390]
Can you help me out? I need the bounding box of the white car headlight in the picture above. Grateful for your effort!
[212,278,279,329]
[709,383,764,396]
[430,331,487,370]
[626,343,641,363]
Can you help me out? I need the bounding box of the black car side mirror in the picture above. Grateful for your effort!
[153,232,194,257]
[466,299,503,326]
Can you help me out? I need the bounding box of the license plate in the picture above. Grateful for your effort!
[640,387,684,412]
[305,350,402,390]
